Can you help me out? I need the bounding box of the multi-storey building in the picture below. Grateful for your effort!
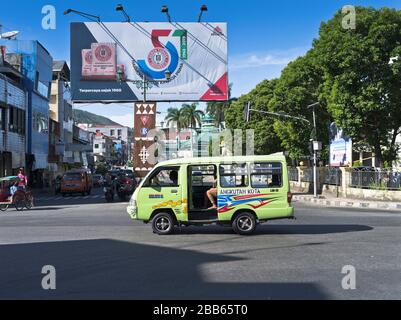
[0,39,53,187]
[84,125,132,165]
[92,131,115,163]
[0,55,27,176]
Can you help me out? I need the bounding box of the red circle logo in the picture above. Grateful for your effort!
[84,51,93,64]
[95,45,112,62]
[147,48,170,70]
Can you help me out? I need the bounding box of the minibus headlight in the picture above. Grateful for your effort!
[129,197,137,208]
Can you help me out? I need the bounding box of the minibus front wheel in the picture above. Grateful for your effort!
[152,212,175,235]
[232,212,257,235]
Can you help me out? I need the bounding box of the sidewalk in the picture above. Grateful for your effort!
[293,194,401,212]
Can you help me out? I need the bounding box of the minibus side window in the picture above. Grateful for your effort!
[250,163,282,188]
[219,164,248,188]
[145,167,180,187]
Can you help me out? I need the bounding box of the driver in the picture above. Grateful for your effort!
[169,170,178,186]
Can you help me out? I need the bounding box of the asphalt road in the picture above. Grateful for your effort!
[0,190,400,300]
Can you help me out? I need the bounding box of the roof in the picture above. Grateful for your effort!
[52,60,70,80]
[0,176,19,182]
[155,154,287,167]
[90,125,126,128]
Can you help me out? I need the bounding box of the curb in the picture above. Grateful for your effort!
[293,195,401,212]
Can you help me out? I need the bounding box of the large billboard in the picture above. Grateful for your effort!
[329,122,352,167]
[70,22,228,103]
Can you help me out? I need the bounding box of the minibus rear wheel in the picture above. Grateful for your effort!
[152,212,175,235]
[232,212,257,235]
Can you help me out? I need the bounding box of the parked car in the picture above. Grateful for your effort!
[93,174,104,187]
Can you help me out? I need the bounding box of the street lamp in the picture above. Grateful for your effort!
[198,5,208,22]
[244,102,321,198]
[115,4,131,22]
[161,6,172,23]
[307,102,321,198]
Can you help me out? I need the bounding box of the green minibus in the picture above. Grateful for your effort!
[127,154,294,235]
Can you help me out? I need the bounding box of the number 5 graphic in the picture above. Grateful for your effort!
[138,29,186,80]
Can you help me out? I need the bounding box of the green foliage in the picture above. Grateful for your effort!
[269,50,329,159]
[95,162,108,175]
[225,80,282,155]
[368,181,387,191]
[313,6,401,167]
[165,103,205,131]
[206,83,236,129]
[165,107,187,132]
[181,103,204,129]
[225,6,401,167]
[73,109,122,126]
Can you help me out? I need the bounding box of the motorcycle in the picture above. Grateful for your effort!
[104,185,114,202]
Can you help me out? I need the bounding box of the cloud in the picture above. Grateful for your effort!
[230,47,308,71]
[108,114,134,128]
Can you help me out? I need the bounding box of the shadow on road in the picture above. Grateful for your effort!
[176,224,373,235]
[0,239,328,300]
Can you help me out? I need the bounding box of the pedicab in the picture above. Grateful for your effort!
[0,176,34,212]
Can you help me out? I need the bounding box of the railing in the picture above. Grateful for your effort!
[301,168,314,182]
[288,167,299,182]
[349,170,401,191]
[323,167,342,186]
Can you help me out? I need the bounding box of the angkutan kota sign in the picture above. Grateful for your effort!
[70,22,228,103]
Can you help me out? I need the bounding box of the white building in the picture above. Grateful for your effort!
[82,124,132,164]
[92,131,115,163]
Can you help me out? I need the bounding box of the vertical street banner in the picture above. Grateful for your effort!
[329,122,353,167]
[70,22,228,102]
[133,102,156,177]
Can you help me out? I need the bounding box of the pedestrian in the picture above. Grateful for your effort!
[17,168,28,190]
[10,181,18,198]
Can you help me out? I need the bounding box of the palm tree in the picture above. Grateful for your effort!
[181,103,204,129]
[165,107,186,132]
[206,83,236,129]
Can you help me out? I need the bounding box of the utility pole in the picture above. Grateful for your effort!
[308,102,320,198]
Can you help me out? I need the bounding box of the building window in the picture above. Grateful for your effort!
[0,108,5,130]
[110,129,115,136]
[8,106,26,135]
[33,111,49,134]
[94,144,99,149]
[117,129,122,137]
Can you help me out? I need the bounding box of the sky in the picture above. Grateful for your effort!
[1,0,400,127]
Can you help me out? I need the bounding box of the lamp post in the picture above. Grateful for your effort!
[115,4,131,22]
[244,102,322,198]
[307,102,321,198]
[161,6,172,23]
[198,5,208,22]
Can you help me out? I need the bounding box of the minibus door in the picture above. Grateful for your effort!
[140,166,187,222]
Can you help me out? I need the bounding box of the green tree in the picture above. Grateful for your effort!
[269,50,330,160]
[206,83,236,129]
[313,6,401,167]
[225,79,282,155]
[181,103,204,129]
[165,107,186,132]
